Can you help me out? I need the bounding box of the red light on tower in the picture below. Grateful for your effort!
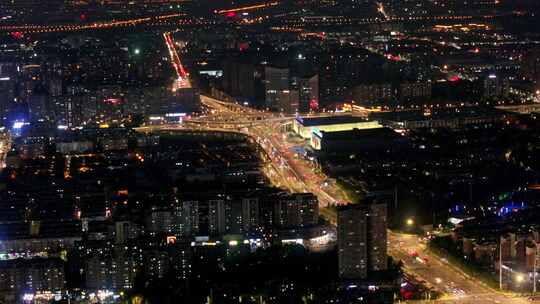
[449,75,460,82]
[10,32,24,39]
[105,98,121,105]
[309,98,319,111]
[226,11,237,18]
[239,42,249,51]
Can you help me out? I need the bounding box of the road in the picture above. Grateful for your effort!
[164,32,191,91]
[195,100,534,303]
[157,33,537,304]
[0,13,190,33]
[390,231,533,304]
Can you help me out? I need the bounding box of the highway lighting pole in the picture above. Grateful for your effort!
[534,244,537,294]
[500,238,503,290]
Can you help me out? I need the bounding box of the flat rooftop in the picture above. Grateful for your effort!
[296,115,370,127]
[320,127,399,140]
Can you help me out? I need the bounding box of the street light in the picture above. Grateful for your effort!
[406,218,414,227]
[516,274,525,284]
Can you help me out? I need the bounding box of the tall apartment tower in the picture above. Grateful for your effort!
[338,203,388,280]
[367,203,388,271]
[338,205,368,279]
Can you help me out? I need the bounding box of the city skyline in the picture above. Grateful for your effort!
[0,0,540,303]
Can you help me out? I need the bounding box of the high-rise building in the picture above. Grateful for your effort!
[208,199,226,236]
[171,200,199,237]
[0,258,65,295]
[241,197,260,233]
[0,77,16,126]
[52,94,96,128]
[367,203,387,271]
[264,67,290,109]
[221,59,262,105]
[27,83,50,122]
[114,221,138,244]
[275,193,319,228]
[483,74,510,97]
[338,205,368,279]
[224,199,243,234]
[293,74,319,113]
[522,48,540,85]
[146,208,173,235]
[276,89,299,114]
[338,203,388,279]
[168,88,201,114]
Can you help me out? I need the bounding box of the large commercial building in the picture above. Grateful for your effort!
[310,127,402,153]
[293,115,382,140]
[338,203,387,280]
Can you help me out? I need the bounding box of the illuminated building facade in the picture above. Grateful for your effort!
[293,115,382,140]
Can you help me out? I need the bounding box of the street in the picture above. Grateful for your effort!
[389,231,532,304]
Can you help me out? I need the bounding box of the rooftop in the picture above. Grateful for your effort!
[296,115,370,127]
[319,127,400,140]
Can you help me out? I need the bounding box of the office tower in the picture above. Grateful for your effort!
[264,66,290,109]
[294,74,319,113]
[276,89,299,114]
[27,83,49,122]
[483,74,510,97]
